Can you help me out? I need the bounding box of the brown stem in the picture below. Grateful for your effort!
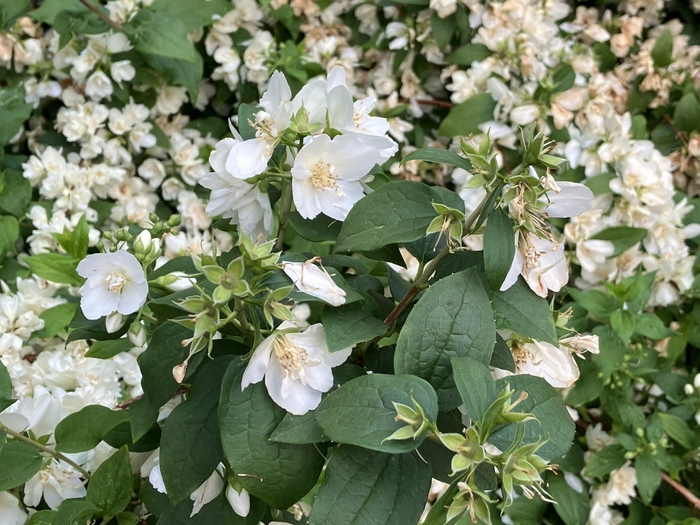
[77,0,123,31]
[661,472,700,510]
[401,98,455,109]
[116,386,187,409]
[663,114,689,149]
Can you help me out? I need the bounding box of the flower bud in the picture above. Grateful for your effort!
[173,363,187,384]
[105,312,126,333]
[159,272,196,292]
[225,485,250,517]
[128,322,147,347]
[685,383,695,396]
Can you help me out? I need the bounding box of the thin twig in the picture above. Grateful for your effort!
[0,424,91,479]
[663,114,689,149]
[116,385,187,409]
[77,0,123,32]
[661,472,700,510]
[402,98,455,109]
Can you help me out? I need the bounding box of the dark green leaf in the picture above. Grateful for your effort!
[438,93,497,137]
[490,278,558,345]
[658,413,697,449]
[315,373,438,453]
[490,334,515,372]
[25,510,56,525]
[584,445,627,478]
[0,170,32,217]
[0,360,11,399]
[309,446,431,525]
[87,446,133,518]
[23,253,81,286]
[269,411,329,444]
[147,0,230,31]
[452,356,496,423]
[0,85,33,145]
[161,358,229,504]
[445,43,491,65]
[335,181,441,252]
[0,215,19,255]
[27,0,87,23]
[547,472,589,525]
[122,9,197,63]
[321,301,387,353]
[33,303,77,339]
[490,375,575,461]
[54,405,129,453]
[52,500,100,525]
[651,30,673,68]
[85,338,134,359]
[673,93,700,133]
[218,359,324,509]
[590,227,647,257]
[483,207,515,290]
[0,441,42,491]
[287,212,342,242]
[395,268,496,410]
[635,452,660,505]
[401,148,472,172]
[143,53,203,102]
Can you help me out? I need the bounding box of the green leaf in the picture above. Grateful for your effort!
[592,327,627,380]
[651,29,673,68]
[147,0,230,32]
[673,92,700,133]
[143,53,203,102]
[54,405,130,453]
[658,413,697,450]
[287,211,342,242]
[27,0,87,23]
[565,358,603,406]
[568,289,618,319]
[584,172,615,196]
[584,445,627,478]
[483,207,515,290]
[335,181,448,253]
[431,11,456,50]
[547,473,589,525]
[552,64,575,93]
[0,0,31,27]
[269,411,329,444]
[25,510,56,525]
[0,85,33,145]
[23,253,82,286]
[634,314,675,339]
[87,446,133,518]
[610,309,635,343]
[490,278,558,345]
[85,338,134,359]
[490,334,515,372]
[218,358,324,509]
[161,357,229,505]
[116,512,141,525]
[156,494,226,524]
[0,215,19,255]
[315,373,438,453]
[122,9,197,63]
[0,360,11,399]
[33,302,78,339]
[590,226,647,257]
[137,322,191,410]
[445,43,491,65]
[0,169,32,217]
[490,375,575,461]
[52,499,101,525]
[309,446,431,525]
[438,93,497,137]
[321,301,387,353]
[0,441,42,491]
[451,356,496,424]
[401,148,472,172]
[635,452,661,505]
[395,268,496,410]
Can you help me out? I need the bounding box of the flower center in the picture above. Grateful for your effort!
[273,335,308,374]
[352,109,364,128]
[311,162,338,191]
[104,271,127,294]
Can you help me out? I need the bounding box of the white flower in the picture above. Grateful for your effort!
[589,501,624,525]
[85,71,113,100]
[226,485,250,517]
[512,339,580,388]
[140,449,166,493]
[155,86,188,115]
[105,312,126,333]
[225,70,292,178]
[596,463,637,506]
[241,323,352,415]
[190,465,225,517]
[510,104,540,125]
[24,460,87,510]
[201,137,274,239]
[585,423,617,452]
[291,134,379,221]
[501,233,568,298]
[110,60,135,84]
[542,181,594,218]
[282,260,346,306]
[76,250,148,320]
[0,492,27,525]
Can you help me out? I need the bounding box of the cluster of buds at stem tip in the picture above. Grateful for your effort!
[459,131,500,190]
[439,427,485,476]
[500,440,556,507]
[447,479,494,524]
[195,252,251,305]
[427,203,464,249]
[132,230,162,267]
[383,395,437,443]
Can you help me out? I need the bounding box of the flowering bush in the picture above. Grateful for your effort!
[2,0,700,524]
